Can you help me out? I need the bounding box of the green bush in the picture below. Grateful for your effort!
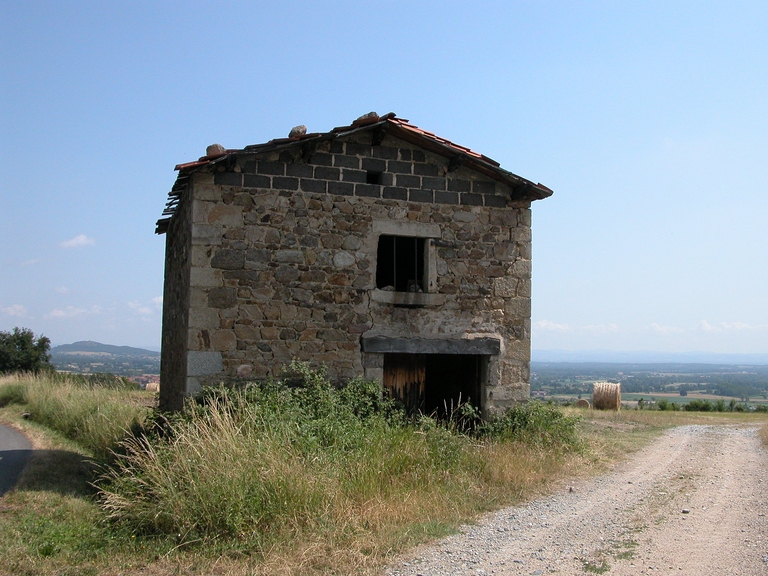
[683,399,712,412]
[713,399,727,412]
[479,401,582,451]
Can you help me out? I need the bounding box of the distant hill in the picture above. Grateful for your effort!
[52,341,160,357]
[51,341,160,376]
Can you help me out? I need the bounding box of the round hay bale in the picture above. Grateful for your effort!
[592,382,621,411]
[145,382,159,392]
[575,398,591,409]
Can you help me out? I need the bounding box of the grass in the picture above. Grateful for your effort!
[1,367,766,575]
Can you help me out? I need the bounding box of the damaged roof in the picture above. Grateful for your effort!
[156,112,553,233]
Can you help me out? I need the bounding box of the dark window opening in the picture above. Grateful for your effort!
[376,235,425,292]
[366,171,383,184]
[383,353,483,417]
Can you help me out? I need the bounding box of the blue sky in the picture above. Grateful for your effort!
[1,1,766,355]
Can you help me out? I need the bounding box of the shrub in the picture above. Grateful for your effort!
[683,399,712,412]
[713,399,727,412]
[479,401,582,452]
[656,399,670,411]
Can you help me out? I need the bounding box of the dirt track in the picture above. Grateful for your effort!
[385,425,767,575]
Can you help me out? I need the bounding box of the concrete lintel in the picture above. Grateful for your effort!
[372,219,441,238]
[370,289,446,307]
[361,336,500,355]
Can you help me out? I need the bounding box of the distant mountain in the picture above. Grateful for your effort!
[533,349,768,365]
[51,341,160,357]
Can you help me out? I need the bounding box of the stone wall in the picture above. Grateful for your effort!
[170,132,533,413]
[159,175,193,411]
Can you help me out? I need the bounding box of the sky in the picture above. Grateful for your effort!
[1,1,766,356]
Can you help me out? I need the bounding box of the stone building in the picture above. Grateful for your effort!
[156,112,552,414]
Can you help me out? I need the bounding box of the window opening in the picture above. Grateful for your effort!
[376,235,425,292]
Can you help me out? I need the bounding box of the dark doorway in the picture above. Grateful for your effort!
[383,353,483,416]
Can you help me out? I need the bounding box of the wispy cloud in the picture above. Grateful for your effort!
[651,322,685,334]
[60,234,95,248]
[45,305,101,319]
[533,319,572,332]
[1,304,27,317]
[582,323,618,334]
[46,306,86,319]
[54,286,70,294]
[152,296,163,306]
[697,320,765,333]
[128,301,153,316]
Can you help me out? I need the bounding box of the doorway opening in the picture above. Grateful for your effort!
[383,353,484,416]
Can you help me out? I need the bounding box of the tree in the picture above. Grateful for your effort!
[0,327,52,373]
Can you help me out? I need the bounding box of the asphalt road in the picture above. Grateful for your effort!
[0,423,32,496]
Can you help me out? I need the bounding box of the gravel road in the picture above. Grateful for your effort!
[385,425,767,576]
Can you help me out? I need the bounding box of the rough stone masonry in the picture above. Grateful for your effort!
[156,112,552,415]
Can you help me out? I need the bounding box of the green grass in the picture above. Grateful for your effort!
[2,366,764,576]
[0,373,150,460]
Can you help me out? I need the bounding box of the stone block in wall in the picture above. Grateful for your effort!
[191,224,223,246]
[492,277,517,298]
[211,249,245,270]
[210,329,236,351]
[333,251,356,269]
[503,340,531,364]
[186,377,203,396]
[504,297,531,320]
[274,250,305,264]
[190,267,222,288]
[208,287,237,308]
[187,350,223,376]
[207,204,243,227]
[234,324,260,341]
[189,306,220,329]
[507,258,531,278]
[192,201,210,223]
[510,227,532,242]
[364,367,383,382]
[493,241,518,262]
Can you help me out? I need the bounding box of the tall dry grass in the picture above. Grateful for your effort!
[0,372,150,459]
[97,366,583,572]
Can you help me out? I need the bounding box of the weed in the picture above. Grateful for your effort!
[582,558,610,573]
